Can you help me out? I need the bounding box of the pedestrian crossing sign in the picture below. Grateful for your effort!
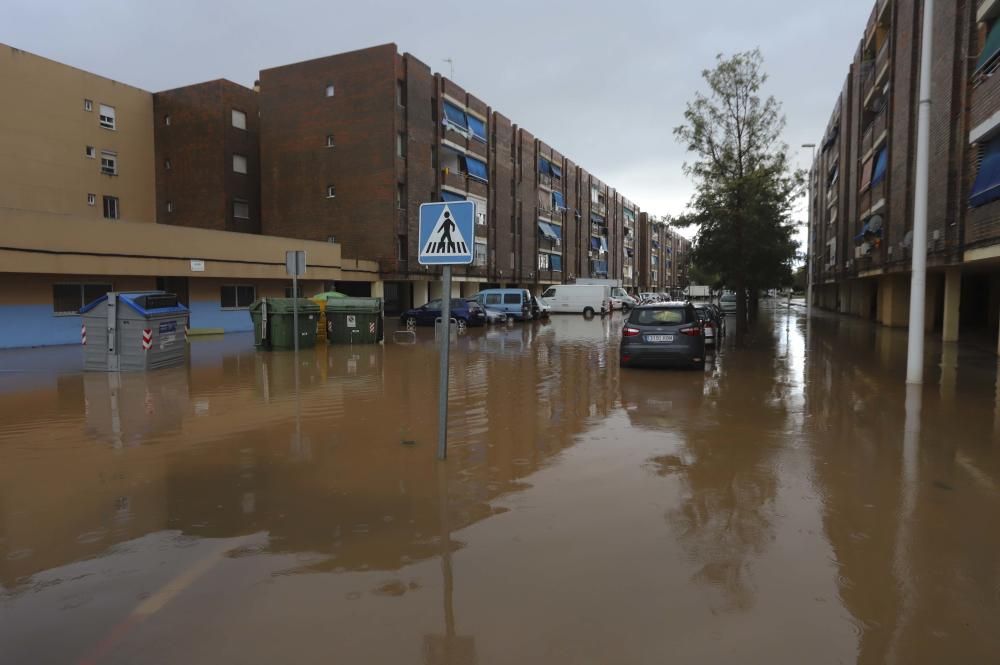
[418,201,475,265]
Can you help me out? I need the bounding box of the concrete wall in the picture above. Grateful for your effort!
[0,44,156,224]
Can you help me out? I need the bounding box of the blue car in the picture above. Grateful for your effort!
[400,298,486,328]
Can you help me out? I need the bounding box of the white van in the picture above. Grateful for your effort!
[539,284,610,316]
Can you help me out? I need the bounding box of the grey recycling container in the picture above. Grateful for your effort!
[80,291,190,371]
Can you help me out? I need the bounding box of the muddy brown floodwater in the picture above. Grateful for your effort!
[1,305,999,664]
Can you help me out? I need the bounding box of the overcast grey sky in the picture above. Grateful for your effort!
[4,0,872,241]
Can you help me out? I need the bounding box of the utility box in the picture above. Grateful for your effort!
[80,292,189,371]
[249,298,319,349]
[325,297,384,344]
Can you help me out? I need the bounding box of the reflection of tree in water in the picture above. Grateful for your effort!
[650,332,786,613]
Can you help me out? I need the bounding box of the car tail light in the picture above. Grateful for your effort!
[622,326,640,337]
[679,326,702,337]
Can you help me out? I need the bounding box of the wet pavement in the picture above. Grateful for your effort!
[1,304,999,664]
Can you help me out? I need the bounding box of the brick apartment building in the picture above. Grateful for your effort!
[255,44,649,312]
[810,0,1000,353]
[638,213,691,294]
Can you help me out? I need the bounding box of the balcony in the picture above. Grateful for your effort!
[592,200,607,216]
[862,123,873,158]
[442,169,466,191]
[875,38,890,83]
[859,187,872,215]
[861,61,875,105]
[539,172,552,190]
[869,178,886,209]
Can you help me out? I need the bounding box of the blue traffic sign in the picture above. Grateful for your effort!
[418,201,475,265]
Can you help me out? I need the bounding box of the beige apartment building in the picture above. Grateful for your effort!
[0,45,156,224]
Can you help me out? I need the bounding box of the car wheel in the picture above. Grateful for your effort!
[404,316,417,329]
[583,307,595,318]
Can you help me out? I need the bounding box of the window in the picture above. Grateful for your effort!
[233,153,248,174]
[976,20,1000,77]
[538,253,550,270]
[474,242,487,266]
[84,99,93,112]
[550,254,562,271]
[443,102,469,132]
[467,114,487,143]
[103,196,119,219]
[284,285,303,298]
[397,235,408,261]
[53,283,112,315]
[167,201,174,213]
[326,134,335,148]
[465,155,488,182]
[397,132,406,158]
[233,199,249,219]
[485,293,502,305]
[98,104,116,130]
[87,193,96,206]
[231,109,247,130]
[325,84,335,97]
[326,185,336,198]
[84,145,96,159]
[100,151,117,175]
[397,183,406,209]
[164,114,171,126]
[539,157,552,175]
[397,80,406,107]
[970,135,1000,207]
[552,191,566,210]
[221,285,255,309]
[502,293,521,305]
[165,158,171,170]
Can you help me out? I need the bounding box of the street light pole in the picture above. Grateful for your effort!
[802,143,817,318]
[906,0,934,384]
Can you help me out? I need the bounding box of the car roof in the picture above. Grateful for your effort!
[635,301,690,308]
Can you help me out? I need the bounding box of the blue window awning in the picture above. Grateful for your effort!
[550,254,562,271]
[441,190,466,202]
[537,221,557,241]
[971,136,1000,208]
[590,236,601,250]
[467,114,487,142]
[538,157,551,175]
[465,155,488,182]
[550,163,562,178]
[549,224,562,240]
[978,22,1000,73]
[870,147,888,186]
[552,191,566,210]
[443,102,468,130]
[590,212,605,224]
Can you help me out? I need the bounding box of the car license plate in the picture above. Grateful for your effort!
[645,334,673,343]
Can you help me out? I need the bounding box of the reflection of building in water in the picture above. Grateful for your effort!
[83,368,190,447]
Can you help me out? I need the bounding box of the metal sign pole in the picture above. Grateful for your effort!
[293,273,299,354]
[437,266,452,460]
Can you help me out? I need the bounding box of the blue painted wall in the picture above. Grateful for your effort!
[0,301,253,349]
[188,301,253,332]
[0,305,86,348]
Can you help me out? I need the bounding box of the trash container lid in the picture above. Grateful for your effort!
[249,298,320,314]
[324,297,383,313]
[311,291,348,302]
[80,291,189,316]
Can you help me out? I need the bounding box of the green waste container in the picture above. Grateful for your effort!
[248,298,320,349]
[325,297,384,344]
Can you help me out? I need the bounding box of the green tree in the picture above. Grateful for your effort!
[674,50,802,335]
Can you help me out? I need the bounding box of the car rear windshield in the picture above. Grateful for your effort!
[721,294,736,301]
[629,307,692,325]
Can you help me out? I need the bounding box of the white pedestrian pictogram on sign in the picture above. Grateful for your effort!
[422,207,469,257]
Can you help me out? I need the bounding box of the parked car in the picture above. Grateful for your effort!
[692,305,720,346]
[694,302,725,337]
[532,295,551,318]
[400,298,486,328]
[540,284,610,316]
[720,293,738,313]
[638,292,662,304]
[470,299,507,325]
[609,286,637,310]
[474,288,535,321]
[620,302,705,370]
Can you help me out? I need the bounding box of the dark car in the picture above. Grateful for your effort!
[400,298,486,328]
[693,303,725,341]
[619,302,705,369]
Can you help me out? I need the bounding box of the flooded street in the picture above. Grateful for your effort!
[2,305,999,664]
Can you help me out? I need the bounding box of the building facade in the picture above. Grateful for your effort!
[810,0,1000,353]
